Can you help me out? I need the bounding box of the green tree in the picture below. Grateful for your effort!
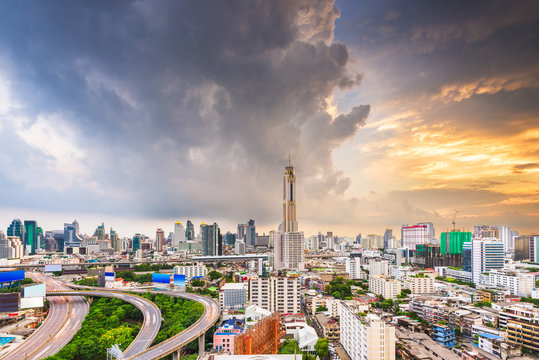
[98,325,134,353]
[208,270,223,280]
[191,279,205,287]
[315,339,329,359]
[279,339,301,354]
[316,305,328,312]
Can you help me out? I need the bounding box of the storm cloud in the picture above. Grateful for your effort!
[0,0,368,230]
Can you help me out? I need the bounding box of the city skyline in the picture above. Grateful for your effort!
[0,1,538,236]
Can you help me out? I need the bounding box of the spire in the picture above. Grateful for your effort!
[288,154,291,166]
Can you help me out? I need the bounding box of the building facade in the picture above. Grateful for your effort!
[472,239,504,284]
[369,275,402,299]
[248,275,301,313]
[219,283,248,310]
[173,264,207,279]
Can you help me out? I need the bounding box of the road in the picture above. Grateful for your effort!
[48,290,162,358]
[0,273,89,360]
[68,283,221,360]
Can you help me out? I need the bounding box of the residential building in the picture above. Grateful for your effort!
[346,256,368,280]
[390,266,414,280]
[219,283,248,310]
[314,313,340,341]
[340,301,395,360]
[369,275,401,299]
[173,264,207,279]
[213,319,245,353]
[461,314,483,336]
[472,238,504,284]
[499,302,539,352]
[432,323,455,348]
[155,228,165,252]
[478,332,521,359]
[6,236,24,258]
[368,258,389,276]
[274,231,304,271]
[403,273,435,294]
[488,269,535,296]
[248,275,301,313]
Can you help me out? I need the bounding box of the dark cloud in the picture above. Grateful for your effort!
[0,0,368,228]
[513,163,539,173]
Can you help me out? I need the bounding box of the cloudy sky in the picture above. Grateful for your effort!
[0,0,537,238]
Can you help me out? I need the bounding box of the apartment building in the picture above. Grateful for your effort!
[340,301,395,360]
[173,264,207,279]
[403,274,435,294]
[249,275,301,313]
[369,275,401,299]
[498,302,539,352]
[219,282,248,310]
[368,258,389,276]
[488,269,535,297]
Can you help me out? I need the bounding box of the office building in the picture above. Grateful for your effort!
[0,231,9,258]
[440,231,471,255]
[185,220,195,241]
[495,225,513,254]
[281,159,298,232]
[472,239,504,284]
[7,218,24,242]
[173,221,185,248]
[530,235,539,263]
[401,223,434,249]
[201,223,222,256]
[94,222,105,240]
[23,220,38,254]
[514,235,530,261]
[155,228,165,252]
[255,234,269,247]
[345,256,366,280]
[432,323,456,348]
[173,264,207,279]
[110,228,120,252]
[246,219,256,247]
[249,275,301,313]
[235,240,246,255]
[462,242,472,271]
[274,231,304,270]
[219,283,248,310]
[368,258,389,276]
[64,220,82,248]
[225,232,236,246]
[340,302,395,360]
[132,234,143,252]
[474,225,499,239]
[383,228,393,249]
[369,275,401,299]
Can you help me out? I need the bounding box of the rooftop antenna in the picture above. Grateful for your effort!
[452,210,459,232]
[288,154,291,166]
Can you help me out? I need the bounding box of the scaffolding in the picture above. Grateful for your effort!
[234,313,285,355]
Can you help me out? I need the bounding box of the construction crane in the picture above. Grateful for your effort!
[452,210,459,232]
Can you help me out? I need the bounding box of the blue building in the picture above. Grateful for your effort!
[7,219,24,242]
[432,323,455,348]
[463,242,472,272]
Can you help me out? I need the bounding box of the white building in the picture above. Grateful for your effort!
[274,232,305,271]
[340,302,395,360]
[219,282,248,310]
[249,275,301,313]
[368,258,389,276]
[245,305,271,323]
[403,274,435,294]
[6,236,24,259]
[346,256,368,280]
[472,239,504,284]
[296,325,318,353]
[173,221,186,248]
[401,223,434,249]
[235,240,246,255]
[173,264,207,279]
[488,269,535,296]
[369,275,402,299]
[390,265,414,280]
[495,225,512,254]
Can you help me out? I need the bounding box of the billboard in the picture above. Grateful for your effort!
[0,294,19,313]
[44,264,62,272]
[152,273,170,284]
[23,284,46,298]
[173,274,186,286]
[0,271,25,283]
[20,297,44,309]
[105,272,115,281]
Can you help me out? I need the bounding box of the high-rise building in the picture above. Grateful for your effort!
[368,258,389,276]
[132,234,143,252]
[24,220,38,254]
[7,218,24,242]
[0,231,9,259]
[155,228,165,252]
[473,225,499,239]
[530,236,539,263]
[369,275,402,299]
[225,232,236,246]
[64,220,83,248]
[173,222,185,248]
[440,231,472,255]
[340,302,395,360]
[248,275,301,313]
[110,228,120,252]
[94,222,105,241]
[201,223,222,256]
[246,219,256,246]
[237,223,246,242]
[185,220,195,241]
[281,160,298,232]
[514,235,530,261]
[401,223,433,249]
[495,225,513,254]
[472,239,504,284]
[383,228,393,249]
[462,242,472,272]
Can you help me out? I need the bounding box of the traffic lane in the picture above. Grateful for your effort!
[47,291,161,358]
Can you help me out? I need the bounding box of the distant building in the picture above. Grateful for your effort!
[155,228,165,252]
[225,232,236,246]
[173,222,185,248]
[530,235,539,263]
[383,228,393,249]
[201,223,222,256]
[274,231,304,270]
[185,220,195,241]
[440,231,471,255]
[94,222,105,241]
[132,233,144,253]
[281,160,298,232]
[110,228,120,252]
[7,218,24,242]
[235,240,246,255]
[462,241,472,271]
[340,302,395,360]
[403,273,435,294]
[24,220,38,254]
[514,235,530,261]
[174,264,207,279]
[64,220,82,248]
[495,225,513,254]
[246,219,256,247]
[368,258,389,276]
[401,223,434,249]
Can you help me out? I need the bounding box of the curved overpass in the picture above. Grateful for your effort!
[0,273,89,360]
[47,290,162,358]
[67,284,221,360]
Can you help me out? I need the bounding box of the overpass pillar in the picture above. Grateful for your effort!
[172,350,181,360]
[199,333,205,356]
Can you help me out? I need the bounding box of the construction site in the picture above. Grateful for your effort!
[234,313,285,355]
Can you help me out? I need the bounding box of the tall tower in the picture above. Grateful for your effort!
[282,159,298,232]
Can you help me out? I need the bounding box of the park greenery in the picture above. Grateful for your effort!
[435,276,475,288]
[325,277,366,300]
[44,297,142,360]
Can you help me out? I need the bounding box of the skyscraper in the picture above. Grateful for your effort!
[64,220,83,248]
[94,222,105,240]
[24,220,38,254]
[201,223,222,256]
[7,218,24,242]
[472,238,504,284]
[274,161,304,271]
[185,220,195,241]
[495,225,512,254]
[246,219,256,246]
[281,160,298,232]
[173,221,185,248]
[383,228,393,249]
[530,236,539,263]
[401,223,433,249]
[110,228,120,252]
[155,228,165,252]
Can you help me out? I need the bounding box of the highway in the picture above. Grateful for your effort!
[0,273,89,360]
[68,283,221,360]
[48,290,162,358]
